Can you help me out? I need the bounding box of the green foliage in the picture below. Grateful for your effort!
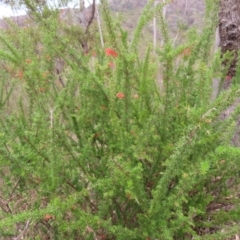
[0,0,240,239]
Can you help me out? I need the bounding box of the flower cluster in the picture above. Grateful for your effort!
[116,92,125,99]
[105,48,118,58]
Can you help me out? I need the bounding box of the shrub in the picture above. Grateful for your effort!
[0,0,240,239]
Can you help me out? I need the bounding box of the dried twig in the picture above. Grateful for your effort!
[96,2,104,47]
[13,219,31,240]
[9,178,21,200]
[49,107,55,129]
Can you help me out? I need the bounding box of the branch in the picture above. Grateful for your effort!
[85,0,96,34]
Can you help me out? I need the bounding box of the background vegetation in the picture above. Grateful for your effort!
[0,0,240,239]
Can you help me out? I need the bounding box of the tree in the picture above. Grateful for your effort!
[217,0,240,147]
[218,0,240,88]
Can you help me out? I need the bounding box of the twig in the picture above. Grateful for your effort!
[172,0,188,46]
[13,219,31,240]
[96,2,104,47]
[8,178,21,200]
[49,107,55,129]
[153,0,159,50]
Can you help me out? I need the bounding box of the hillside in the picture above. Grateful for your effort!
[108,0,206,45]
[0,0,206,38]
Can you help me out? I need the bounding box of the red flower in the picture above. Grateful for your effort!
[116,92,125,99]
[92,51,97,57]
[25,58,32,64]
[43,214,55,221]
[182,47,191,56]
[105,48,118,58]
[226,75,232,81]
[108,61,115,69]
[15,70,24,79]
